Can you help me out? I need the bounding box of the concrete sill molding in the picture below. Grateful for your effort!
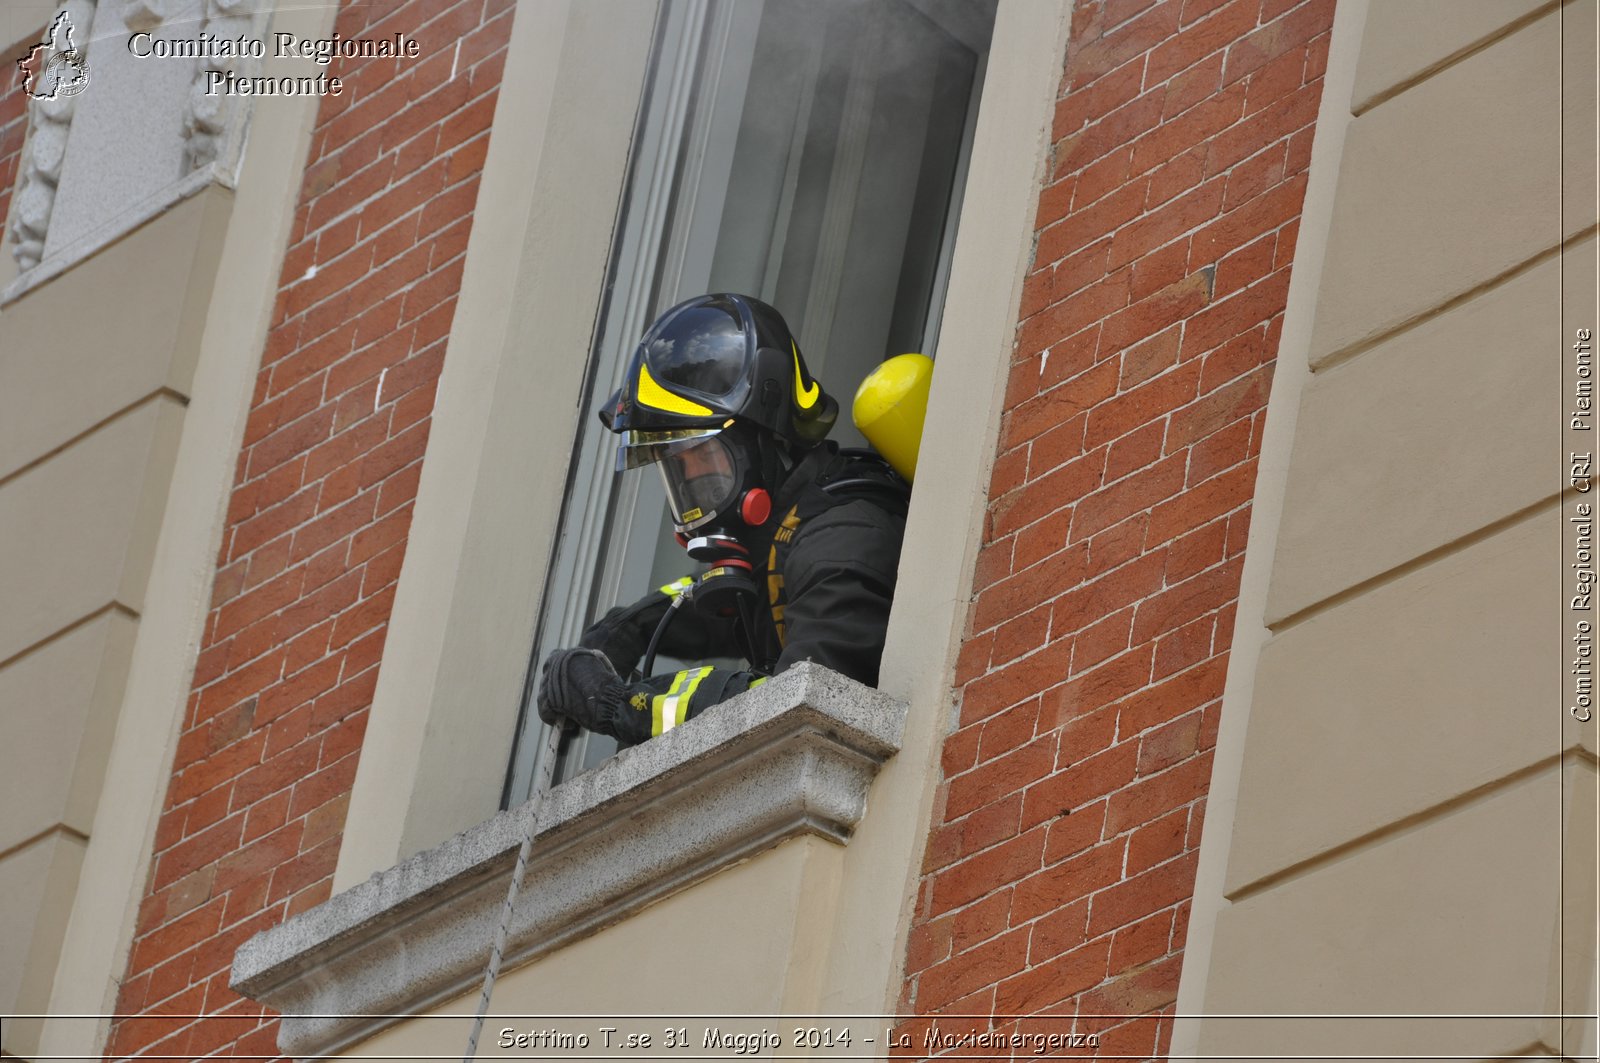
[230,663,907,1059]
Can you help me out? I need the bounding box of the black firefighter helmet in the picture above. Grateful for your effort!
[599,294,838,535]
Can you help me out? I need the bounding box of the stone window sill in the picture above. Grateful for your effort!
[230,663,907,1059]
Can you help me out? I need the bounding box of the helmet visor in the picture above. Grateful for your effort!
[654,434,737,531]
[614,428,724,472]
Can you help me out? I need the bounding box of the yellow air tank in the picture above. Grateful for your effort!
[852,353,933,483]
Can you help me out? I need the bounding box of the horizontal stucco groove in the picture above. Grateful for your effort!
[0,602,136,673]
[0,388,188,490]
[1309,225,1595,374]
[1350,0,1562,117]
[230,662,906,1059]
[0,822,88,864]
[1265,490,1561,634]
[1223,750,1572,903]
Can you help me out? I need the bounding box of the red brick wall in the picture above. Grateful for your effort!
[108,0,510,1057]
[899,0,1333,1056]
[1,34,36,244]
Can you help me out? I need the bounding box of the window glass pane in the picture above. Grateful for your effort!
[506,0,994,802]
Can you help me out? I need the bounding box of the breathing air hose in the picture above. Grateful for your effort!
[639,591,688,680]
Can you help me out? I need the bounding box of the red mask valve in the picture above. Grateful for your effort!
[740,489,772,527]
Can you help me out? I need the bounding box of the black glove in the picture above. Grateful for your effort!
[537,647,626,735]
[579,594,672,675]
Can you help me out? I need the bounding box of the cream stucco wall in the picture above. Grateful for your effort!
[349,838,844,1060]
[0,190,222,1059]
[0,3,341,1058]
[1178,1,1599,1058]
[334,0,662,885]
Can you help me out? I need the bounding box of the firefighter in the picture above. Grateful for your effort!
[536,293,909,747]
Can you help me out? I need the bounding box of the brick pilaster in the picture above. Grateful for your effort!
[899,0,1334,1056]
[1,32,39,249]
[108,1,511,1057]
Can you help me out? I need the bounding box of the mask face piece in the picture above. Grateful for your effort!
[654,433,738,533]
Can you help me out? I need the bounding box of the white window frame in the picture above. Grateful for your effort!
[508,0,995,800]
[507,0,766,798]
[330,0,1073,934]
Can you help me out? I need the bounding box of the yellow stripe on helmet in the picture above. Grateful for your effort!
[638,361,714,417]
[792,341,819,410]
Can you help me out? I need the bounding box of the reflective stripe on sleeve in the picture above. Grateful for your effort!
[651,666,714,736]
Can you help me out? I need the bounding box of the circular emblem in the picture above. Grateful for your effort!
[18,12,92,101]
[45,49,90,97]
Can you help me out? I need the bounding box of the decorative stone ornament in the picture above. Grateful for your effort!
[183,0,259,172]
[120,0,170,32]
[9,0,96,273]
[5,0,270,298]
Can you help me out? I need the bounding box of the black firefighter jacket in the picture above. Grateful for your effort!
[579,443,907,746]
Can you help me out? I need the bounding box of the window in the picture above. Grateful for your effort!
[504,0,994,802]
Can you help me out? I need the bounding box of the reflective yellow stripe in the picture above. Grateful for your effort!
[792,341,819,409]
[638,362,713,416]
[658,575,693,597]
[679,667,712,710]
[650,671,688,735]
[651,666,713,736]
[749,676,767,688]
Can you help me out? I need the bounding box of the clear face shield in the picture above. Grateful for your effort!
[616,429,738,532]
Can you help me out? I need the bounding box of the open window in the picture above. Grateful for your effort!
[504,0,995,802]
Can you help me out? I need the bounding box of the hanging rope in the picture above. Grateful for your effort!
[462,810,540,1061]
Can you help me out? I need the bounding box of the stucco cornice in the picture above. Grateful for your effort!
[231,663,906,1059]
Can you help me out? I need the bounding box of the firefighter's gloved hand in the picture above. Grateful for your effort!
[578,578,690,675]
[578,599,664,675]
[537,648,626,735]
